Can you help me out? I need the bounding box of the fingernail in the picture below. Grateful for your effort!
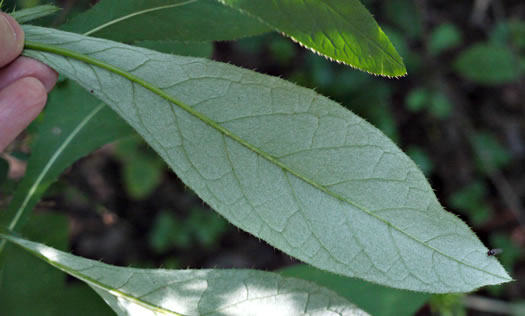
[0,13,16,42]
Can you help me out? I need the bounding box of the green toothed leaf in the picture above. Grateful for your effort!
[218,0,406,77]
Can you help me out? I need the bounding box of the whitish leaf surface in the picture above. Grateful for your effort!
[0,231,367,316]
[218,0,406,77]
[134,40,213,58]
[23,26,511,293]
[61,0,269,41]
[280,265,429,316]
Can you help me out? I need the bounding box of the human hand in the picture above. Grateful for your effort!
[0,12,58,152]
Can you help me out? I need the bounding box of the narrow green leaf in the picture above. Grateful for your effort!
[0,213,113,316]
[0,231,368,316]
[22,26,511,293]
[9,4,60,23]
[0,81,133,235]
[61,0,269,42]
[280,264,430,316]
[218,0,406,77]
[454,43,521,84]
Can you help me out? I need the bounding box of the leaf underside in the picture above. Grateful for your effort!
[22,25,510,293]
[0,232,367,316]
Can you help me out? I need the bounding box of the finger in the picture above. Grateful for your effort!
[0,77,47,152]
[0,13,24,68]
[0,57,58,92]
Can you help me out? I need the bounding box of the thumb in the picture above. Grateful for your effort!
[0,12,24,68]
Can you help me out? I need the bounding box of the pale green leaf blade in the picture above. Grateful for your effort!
[0,231,368,316]
[61,0,269,41]
[280,265,429,316]
[9,4,60,23]
[22,26,511,293]
[134,40,213,58]
[218,0,406,77]
[0,81,133,233]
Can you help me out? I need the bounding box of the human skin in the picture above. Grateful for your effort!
[0,12,57,152]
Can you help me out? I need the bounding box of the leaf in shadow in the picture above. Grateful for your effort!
[61,0,270,41]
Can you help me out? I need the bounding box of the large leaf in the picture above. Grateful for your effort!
[280,265,429,316]
[0,81,133,234]
[218,0,406,77]
[0,213,113,316]
[61,0,269,41]
[22,26,511,293]
[0,230,368,316]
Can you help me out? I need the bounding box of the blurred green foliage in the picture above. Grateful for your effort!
[429,23,462,56]
[382,0,422,40]
[471,132,511,175]
[268,36,296,65]
[115,136,166,200]
[405,88,453,119]
[491,20,525,50]
[449,180,492,226]
[455,43,521,84]
[429,294,466,316]
[406,146,433,176]
[150,208,229,253]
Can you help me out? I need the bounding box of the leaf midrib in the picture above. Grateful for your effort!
[23,40,508,282]
[0,232,184,316]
